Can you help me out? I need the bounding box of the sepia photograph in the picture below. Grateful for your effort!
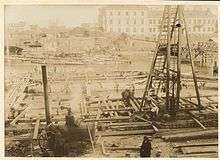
[4,4,218,158]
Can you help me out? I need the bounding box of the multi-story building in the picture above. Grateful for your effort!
[98,6,217,39]
[7,21,27,33]
[98,6,149,38]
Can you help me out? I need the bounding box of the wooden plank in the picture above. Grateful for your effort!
[176,153,218,158]
[102,108,133,112]
[134,115,148,122]
[106,100,117,117]
[107,147,140,151]
[33,118,40,140]
[173,142,218,148]
[97,129,155,137]
[183,94,218,99]
[129,98,140,112]
[84,116,130,122]
[152,124,159,132]
[10,106,31,126]
[7,117,66,124]
[181,146,218,154]
[110,123,151,129]
[108,122,151,126]
[93,108,101,139]
[162,129,218,141]
[192,117,206,130]
[101,141,108,156]
[87,123,95,153]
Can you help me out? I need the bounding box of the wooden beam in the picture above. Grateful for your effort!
[83,116,130,122]
[181,146,217,154]
[87,123,95,153]
[162,129,218,141]
[108,122,151,126]
[7,117,66,124]
[97,129,155,137]
[10,106,31,126]
[101,141,108,156]
[183,94,218,99]
[192,117,206,130]
[172,142,218,148]
[133,115,148,122]
[152,124,159,132]
[176,153,218,158]
[33,118,40,140]
[102,107,133,112]
[107,147,140,151]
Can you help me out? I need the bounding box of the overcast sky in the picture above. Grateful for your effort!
[5,5,101,27]
[5,5,217,28]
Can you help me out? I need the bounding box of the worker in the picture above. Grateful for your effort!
[149,83,156,97]
[130,83,135,97]
[213,62,218,77]
[140,136,152,157]
[150,104,159,119]
[121,86,132,107]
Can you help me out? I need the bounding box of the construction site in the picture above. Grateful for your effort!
[5,5,218,158]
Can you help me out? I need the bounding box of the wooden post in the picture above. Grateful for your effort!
[87,123,95,153]
[176,6,182,112]
[33,118,41,140]
[41,65,51,125]
[165,6,171,112]
[181,7,202,110]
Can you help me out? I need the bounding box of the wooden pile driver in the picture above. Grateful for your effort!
[140,5,203,117]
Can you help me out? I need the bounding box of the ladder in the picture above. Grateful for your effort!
[140,5,202,115]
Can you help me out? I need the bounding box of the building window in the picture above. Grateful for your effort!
[188,19,191,24]
[133,27,136,32]
[127,19,129,25]
[208,20,211,24]
[198,28,201,32]
[110,19,113,24]
[153,19,156,24]
[157,20,160,24]
[149,28,152,32]
[126,28,129,32]
[198,19,201,24]
[141,19,144,24]
[193,27,196,32]
[193,19,196,24]
[153,28,156,32]
[134,20,136,25]
[118,11,121,16]
[203,19,206,24]
[158,19,162,25]
[141,28,144,32]
[208,27,211,32]
[203,28,206,32]
[149,19,152,24]
[134,11,136,16]
[118,19,121,25]
[141,11,144,16]
[126,11,129,16]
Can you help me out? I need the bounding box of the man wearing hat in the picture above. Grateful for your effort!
[140,136,152,157]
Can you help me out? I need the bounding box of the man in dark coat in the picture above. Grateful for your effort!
[140,136,152,157]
